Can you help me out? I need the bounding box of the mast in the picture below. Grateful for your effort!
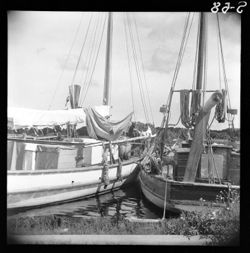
[195,12,206,106]
[183,12,222,182]
[183,12,206,182]
[103,12,113,105]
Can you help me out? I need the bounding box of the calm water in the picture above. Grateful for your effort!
[8,182,179,219]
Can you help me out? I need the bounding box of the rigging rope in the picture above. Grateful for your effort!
[215,13,235,131]
[126,13,150,123]
[123,14,136,121]
[48,13,84,110]
[132,14,155,125]
[81,14,107,105]
[216,13,231,109]
[79,13,102,105]
[71,14,94,86]
[161,12,192,129]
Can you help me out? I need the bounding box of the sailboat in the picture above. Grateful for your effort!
[138,12,240,214]
[7,12,155,212]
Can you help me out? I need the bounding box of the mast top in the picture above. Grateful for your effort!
[103,12,113,106]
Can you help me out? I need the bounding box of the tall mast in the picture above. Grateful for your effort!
[103,12,113,105]
[195,12,206,106]
[183,12,223,182]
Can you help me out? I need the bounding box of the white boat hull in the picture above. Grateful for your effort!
[7,158,139,211]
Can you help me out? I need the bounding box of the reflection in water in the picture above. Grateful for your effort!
[8,183,179,219]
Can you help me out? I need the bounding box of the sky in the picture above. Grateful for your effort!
[8,11,241,129]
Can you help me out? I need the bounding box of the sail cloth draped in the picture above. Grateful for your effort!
[8,106,110,129]
[84,107,133,141]
[180,90,201,128]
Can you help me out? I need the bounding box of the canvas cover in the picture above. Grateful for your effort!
[8,105,110,129]
[84,107,133,141]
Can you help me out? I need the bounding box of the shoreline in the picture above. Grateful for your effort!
[7,205,239,245]
[7,234,212,245]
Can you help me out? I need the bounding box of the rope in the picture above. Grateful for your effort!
[48,13,85,110]
[216,13,231,109]
[79,14,102,105]
[161,13,193,219]
[161,13,192,130]
[168,13,191,100]
[108,141,115,164]
[117,158,123,181]
[101,143,110,188]
[168,114,181,127]
[126,13,150,123]
[132,14,155,125]
[71,14,94,86]
[216,13,236,133]
[78,13,102,105]
[127,13,149,123]
[124,13,136,121]
[162,176,168,220]
[206,116,222,185]
[81,14,107,105]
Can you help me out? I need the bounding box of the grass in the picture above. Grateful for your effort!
[7,190,239,245]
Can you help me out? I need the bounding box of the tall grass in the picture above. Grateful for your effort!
[7,190,239,245]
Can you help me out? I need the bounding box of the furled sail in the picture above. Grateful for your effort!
[84,107,133,141]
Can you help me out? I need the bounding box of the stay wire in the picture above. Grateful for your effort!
[216,13,231,109]
[81,14,107,105]
[79,13,102,105]
[123,13,136,121]
[71,13,94,86]
[127,13,149,123]
[162,13,191,128]
[168,13,191,95]
[48,13,84,110]
[78,14,100,105]
[216,13,235,129]
[132,14,155,125]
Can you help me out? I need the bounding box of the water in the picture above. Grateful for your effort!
[8,182,179,219]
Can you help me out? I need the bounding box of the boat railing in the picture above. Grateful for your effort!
[7,134,156,172]
[7,134,156,147]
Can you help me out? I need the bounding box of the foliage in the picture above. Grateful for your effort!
[7,190,239,245]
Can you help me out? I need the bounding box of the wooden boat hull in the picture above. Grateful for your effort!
[7,158,139,211]
[139,169,239,213]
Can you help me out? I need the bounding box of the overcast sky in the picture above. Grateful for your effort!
[8,11,241,129]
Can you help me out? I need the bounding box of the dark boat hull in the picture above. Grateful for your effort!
[139,169,239,213]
